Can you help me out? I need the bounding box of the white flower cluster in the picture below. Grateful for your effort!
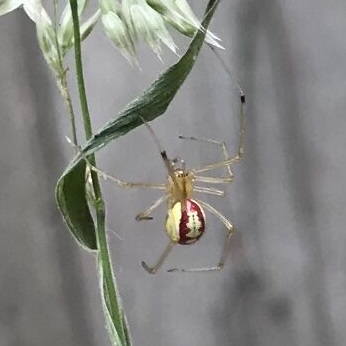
[100,0,222,64]
[0,0,222,67]
[0,0,100,72]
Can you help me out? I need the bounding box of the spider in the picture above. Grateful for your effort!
[85,95,245,275]
[85,52,245,274]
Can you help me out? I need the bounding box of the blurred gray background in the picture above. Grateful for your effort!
[1,0,346,345]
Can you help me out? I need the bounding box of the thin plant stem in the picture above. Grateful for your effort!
[69,0,127,344]
[53,0,78,146]
[56,78,78,145]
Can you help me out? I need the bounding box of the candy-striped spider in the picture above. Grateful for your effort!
[83,51,245,273]
[86,90,245,274]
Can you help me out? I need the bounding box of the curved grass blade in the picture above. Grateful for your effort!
[56,0,220,250]
[56,159,97,249]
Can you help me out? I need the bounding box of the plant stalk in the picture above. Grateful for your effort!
[69,0,127,344]
[53,0,78,146]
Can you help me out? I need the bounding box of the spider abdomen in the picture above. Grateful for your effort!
[166,199,206,245]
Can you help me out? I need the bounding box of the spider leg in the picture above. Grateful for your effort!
[182,92,245,176]
[194,186,226,196]
[86,161,166,190]
[168,199,234,273]
[142,240,176,274]
[195,176,233,184]
[67,136,166,190]
[179,136,235,179]
[140,117,184,202]
[135,194,170,221]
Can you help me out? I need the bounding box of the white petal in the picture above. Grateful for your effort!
[80,9,101,42]
[0,0,22,17]
[23,0,52,24]
[101,12,138,65]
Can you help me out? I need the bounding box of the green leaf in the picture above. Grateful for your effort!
[56,0,220,248]
[98,253,127,346]
[56,159,97,249]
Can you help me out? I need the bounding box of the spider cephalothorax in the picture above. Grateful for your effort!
[166,169,195,206]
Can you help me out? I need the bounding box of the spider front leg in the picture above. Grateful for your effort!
[83,157,166,190]
[135,194,170,221]
[179,136,235,183]
[184,93,246,179]
[168,199,235,273]
[66,136,166,191]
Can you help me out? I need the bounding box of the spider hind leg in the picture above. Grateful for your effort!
[142,240,176,274]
